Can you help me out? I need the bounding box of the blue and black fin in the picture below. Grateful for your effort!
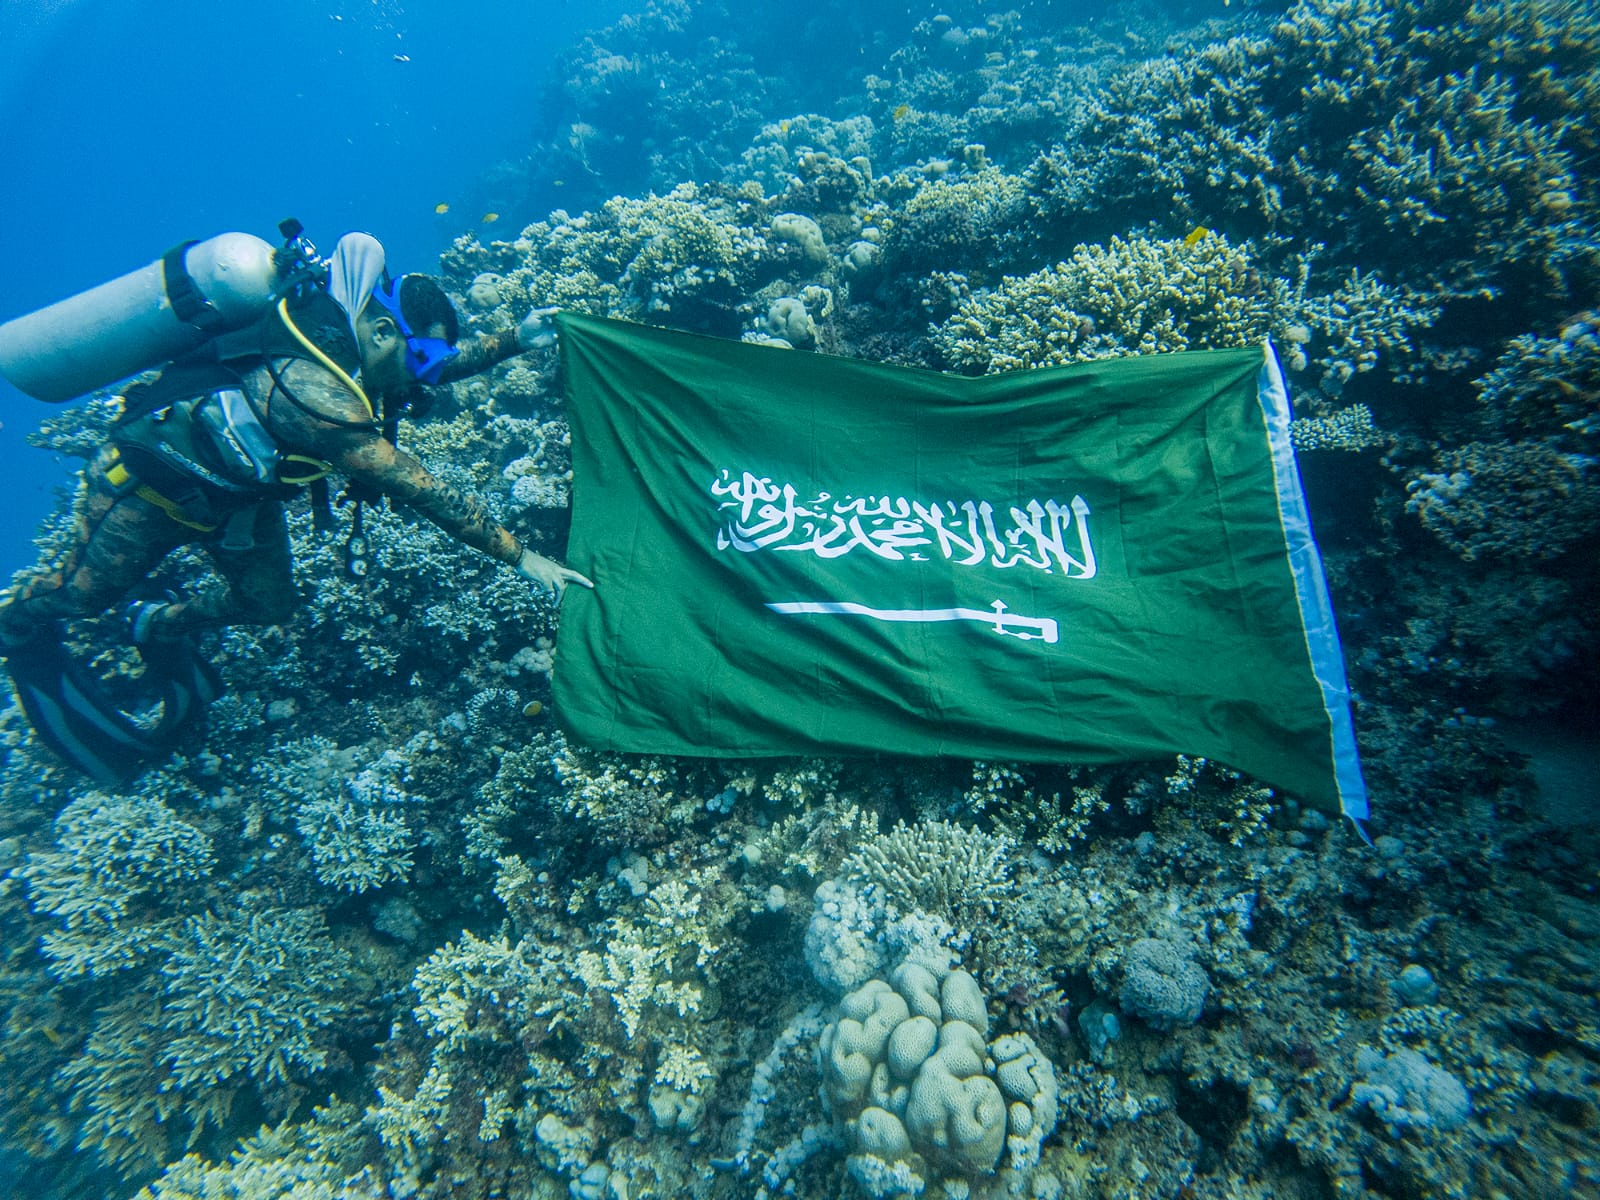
[3,623,223,785]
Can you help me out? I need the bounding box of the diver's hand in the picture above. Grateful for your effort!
[516,306,560,351]
[516,548,593,601]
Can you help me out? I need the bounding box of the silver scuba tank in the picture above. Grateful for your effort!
[0,232,284,404]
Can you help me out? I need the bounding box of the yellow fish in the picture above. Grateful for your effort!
[553,179,565,187]
[481,212,500,223]
[893,104,910,121]
[434,202,450,215]
[779,119,790,134]
[1182,225,1211,248]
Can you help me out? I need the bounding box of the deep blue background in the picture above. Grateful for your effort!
[0,0,625,576]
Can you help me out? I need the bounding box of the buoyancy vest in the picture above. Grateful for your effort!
[111,291,374,527]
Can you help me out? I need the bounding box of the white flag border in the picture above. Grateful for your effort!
[1259,341,1371,827]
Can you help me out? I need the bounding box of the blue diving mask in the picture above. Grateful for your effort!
[369,276,460,385]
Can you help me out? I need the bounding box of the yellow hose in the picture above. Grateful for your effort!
[275,297,375,421]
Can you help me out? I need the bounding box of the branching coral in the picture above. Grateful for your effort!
[934,232,1295,372]
[134,1101,383,1200]
[880,167,1032,276]
[158,906,355,1091]
[575,876,721,1041]
[960,760,1111,853]
[842,818,1014,923]
[1405,439,1599,561]
[50,906,354,1177]
[293,792,415,895]
[551,740,695,848]
[20,788,214,979]
[1475,312,1600,441]
[500,183,770,329]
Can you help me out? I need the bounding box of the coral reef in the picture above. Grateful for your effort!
[0,3,1597,1200]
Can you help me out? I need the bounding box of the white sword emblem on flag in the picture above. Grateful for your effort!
[765,599,1059,643]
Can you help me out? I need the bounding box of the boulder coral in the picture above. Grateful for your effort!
[820,962,1058,1196]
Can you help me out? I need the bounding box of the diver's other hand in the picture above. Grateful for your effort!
[516,306,560,351]
[516,548,593,600]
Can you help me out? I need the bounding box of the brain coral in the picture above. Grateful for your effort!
[820,961,1058,1196]
[1118,937,1210,1031]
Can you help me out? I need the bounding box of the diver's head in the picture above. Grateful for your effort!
[356,274,461,392]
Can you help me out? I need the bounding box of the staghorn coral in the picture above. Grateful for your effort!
[842,818,1013,925]
[158,907,354,1093]
[19,789,214,980]
[933,232,1299,372]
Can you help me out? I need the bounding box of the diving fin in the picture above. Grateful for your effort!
[141,635,225,739]
[5,633,160,785]
[3,623,224,786]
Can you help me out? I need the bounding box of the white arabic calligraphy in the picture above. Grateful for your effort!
[710,470,1096,577]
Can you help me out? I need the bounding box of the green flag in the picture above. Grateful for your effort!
[552,313,1366,821]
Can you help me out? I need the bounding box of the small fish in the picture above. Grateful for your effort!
[1182,225,1211,248]
[393,53,411,63]
[523,700,544,718]
[434,202,450,215]
[893,103,910,121]
[481,212,500,223]
[553,179,565,187]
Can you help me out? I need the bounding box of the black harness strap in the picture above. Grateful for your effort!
[162,241,228,332]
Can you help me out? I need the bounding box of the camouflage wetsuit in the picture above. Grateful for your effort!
[0,327,525,643]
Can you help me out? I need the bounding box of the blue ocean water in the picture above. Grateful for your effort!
[0,0,627,575]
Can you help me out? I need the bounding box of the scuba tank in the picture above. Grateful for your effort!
[0,220,325,404]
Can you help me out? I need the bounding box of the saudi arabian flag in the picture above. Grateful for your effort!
[551,312,1367,821]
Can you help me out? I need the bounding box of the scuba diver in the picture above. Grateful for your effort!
[0,224,591,784]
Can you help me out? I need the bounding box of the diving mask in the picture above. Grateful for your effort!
[370,276,460,385]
